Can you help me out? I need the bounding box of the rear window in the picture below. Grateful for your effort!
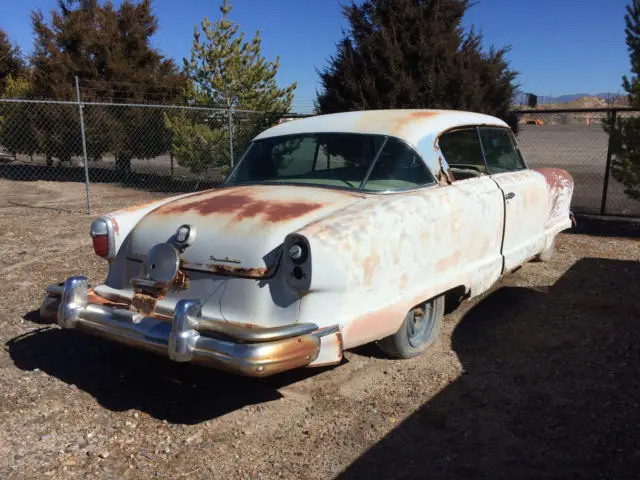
[227,133,434,191]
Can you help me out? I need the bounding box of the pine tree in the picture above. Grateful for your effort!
[0,29,26,96]
[315,0,519,131]
[605,0,640,201]
[29,0,187,169]
[166,0,296,175]
[0,76,39,160]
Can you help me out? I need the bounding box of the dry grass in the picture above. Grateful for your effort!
[1,179,639,479]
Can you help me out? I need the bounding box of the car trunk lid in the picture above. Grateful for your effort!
[127,184,365,278]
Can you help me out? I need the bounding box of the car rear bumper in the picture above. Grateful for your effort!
[42,276,338,377]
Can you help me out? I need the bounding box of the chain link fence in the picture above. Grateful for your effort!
[1,90,639,218]
[0,90,302,213]
[515,108,640,217]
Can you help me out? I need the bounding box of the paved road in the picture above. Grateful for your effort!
[517,124,639,216]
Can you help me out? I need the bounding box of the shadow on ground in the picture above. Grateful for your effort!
[570,214,640,239]
[0,163,218,194]
[338,257,640,479]
[6,324,334,425]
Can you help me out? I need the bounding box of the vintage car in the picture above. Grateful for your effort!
[40,109,575,377]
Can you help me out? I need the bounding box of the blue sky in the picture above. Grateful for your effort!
[0,0,632,111]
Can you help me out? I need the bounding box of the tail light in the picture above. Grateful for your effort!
[90,218,114,259]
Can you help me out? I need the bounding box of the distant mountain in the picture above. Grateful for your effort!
[514,92,623,105]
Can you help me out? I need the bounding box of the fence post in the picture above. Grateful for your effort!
[228,105,234,168]
[75,76,93,215]
[600,109,617,216]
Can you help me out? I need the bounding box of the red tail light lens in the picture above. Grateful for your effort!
[90,218,112,259]
[92,235,109,257]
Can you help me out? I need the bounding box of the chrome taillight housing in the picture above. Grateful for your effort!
[284,234,311,291]
[90,217,115,259]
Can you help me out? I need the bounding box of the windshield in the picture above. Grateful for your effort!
[226,132,436,191]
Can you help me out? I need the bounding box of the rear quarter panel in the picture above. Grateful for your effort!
[533,168,575,236]
[295,177,505,349]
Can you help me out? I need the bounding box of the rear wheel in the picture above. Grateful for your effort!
[377,295,445,359]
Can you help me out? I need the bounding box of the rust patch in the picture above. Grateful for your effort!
[399,273,409,290]
[435,250,462,273]
[253,335,319,375]
[172,269,189,290]
[207,263,270,278]
[534,167,565,189]
[87,290,130,309]
[343,304,405,349]
[391,111,440,134]
[155,192,326,224]
[130,293,159,315]
[437,156,454,185]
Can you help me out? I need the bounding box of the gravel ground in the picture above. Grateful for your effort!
[1,180,639,480]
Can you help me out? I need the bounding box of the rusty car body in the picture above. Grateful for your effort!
[41,109,575,377]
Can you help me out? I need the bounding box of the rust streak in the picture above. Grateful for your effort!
[435,250,462,273]
[392,111,440,134]
[107,215,119,236]
[362,251,380,287]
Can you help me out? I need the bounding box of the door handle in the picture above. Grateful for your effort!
[505,192,516,200]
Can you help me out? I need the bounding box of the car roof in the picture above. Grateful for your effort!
[252,109,510,180]
[254,109,509,146]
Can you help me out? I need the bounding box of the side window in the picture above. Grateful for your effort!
[438,127,487,180]
[478,127,526,174]
[362,138,434,192]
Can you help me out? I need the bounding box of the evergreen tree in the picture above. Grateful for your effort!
[166,0,296,175]
[29,0,187,169]
[315,0,519,131]
[0,29,26,96]
[0,76,40,160]
[605,0,640,201]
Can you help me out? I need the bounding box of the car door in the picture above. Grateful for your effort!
[436,126,507,295]
[478,126,548,271]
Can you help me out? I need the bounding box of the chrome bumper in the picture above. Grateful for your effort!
[43,276,337,377]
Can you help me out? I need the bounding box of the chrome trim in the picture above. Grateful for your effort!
[48,277,338,377]
[358,136,389,190]
[169,300,201,362]
[175,224,196,246]
[58,276,88,329]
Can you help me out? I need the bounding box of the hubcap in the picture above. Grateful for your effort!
[406,302,435,348]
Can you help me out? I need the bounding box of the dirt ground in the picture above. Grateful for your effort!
[1,180,639,480]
